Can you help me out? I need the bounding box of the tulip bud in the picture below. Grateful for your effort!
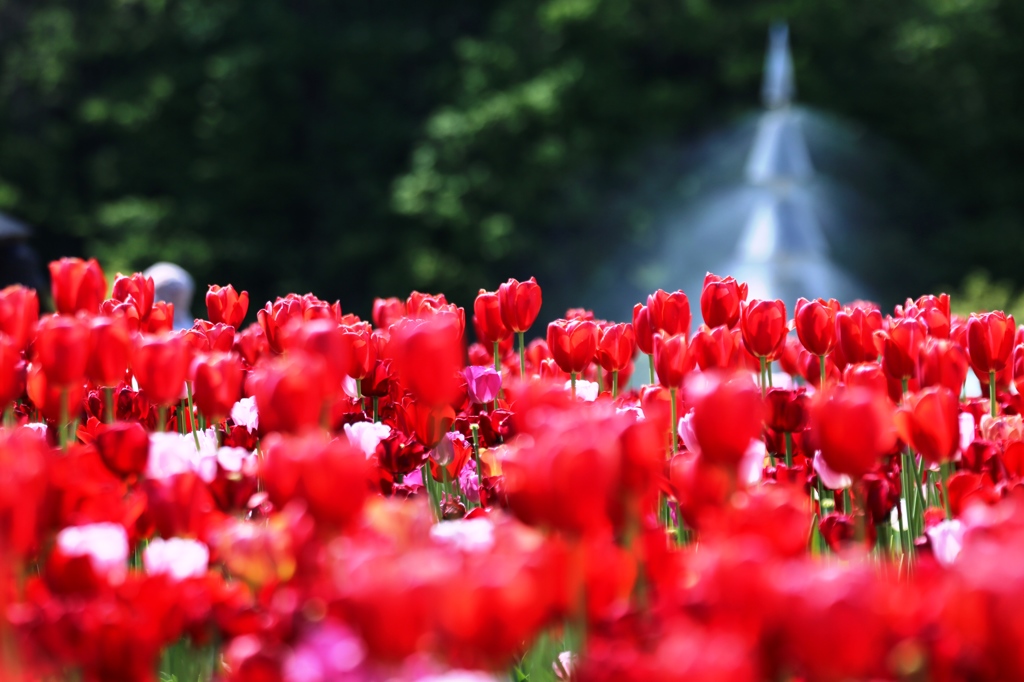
[0,285,39,351]
[49,257,106,316]
[206,284,249,328]
[35,314,90,387]
[811,386,896,479]
[653,332,693,388]
[95,421,150,477]
[192,352,244,423]
[700,273,747,329]
[132,333,190,406]
[967,310,1015,375]
[739,299,788,360]
[498,277,543,334]
[547,318,598,375]
[895,386,960,465]
[473,289,511,345]
[87,316,131,387]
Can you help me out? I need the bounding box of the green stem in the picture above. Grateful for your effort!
[648,355,655,385]
[493,340,501,412]
[104,387,115,424]
[784,431,793,468]
[517,331,526,380]
[59,388,69,452]
[990,369,998,417]
[895,491,910,558]
[902,376,909,403]
[759,355,767,398]
[372,396,379,423]
[767,360,774,387]
[570,371,577,401]
[186,382,201,450]
[157,405,168,433]
[940,462,952,520]
[612,370,619,399]
[819,354,827,392]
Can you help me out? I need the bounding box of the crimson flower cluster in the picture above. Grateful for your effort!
[4,264,1024,681]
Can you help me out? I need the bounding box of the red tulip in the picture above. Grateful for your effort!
[632,302,654,355]
[645,289,691,338]
[95,421,150,477]
[144,300,175,334]
[547,318,598,375]
[919,337,969,395]
[133,333,190,406]
[895,386,960,465]
[967,311,1015,375]
[811,386,896,478]
[597,322,635,373]
[261,431,371,529]
[49,257,106,316]
[258,294,341,354]
[653,332,693,388]
[398,397,456,449]
[110,272,155,321]
[339,323,375,380]
[843,362,889,398]
[700,273,748,329]
[26,362,86,422]
[689,325,741,371]
[498,277,543,333]
[0,285,39,351]
[372,297,406,330]
[0,334,25,407]
[235,323,267,366]
[795,297,840,357]
[251,351,326,433]
[206,284,249,328]
[876,316,926,380]
[836,306,882,368]
[765,388,810,433]
[688,371,765,467]
[898,294,951,339]
[86,316,131,387]
[739,299,788,360]
[283,318,349,396]
[35,314,90,387]
[192,353,244,422]
[391,313,464,406]
[473,289,511,345]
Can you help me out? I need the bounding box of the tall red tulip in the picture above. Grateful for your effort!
[895,386,960,465]
[35,314,90,387]
[251,351,326,433]
[597,323,635,373]
[110,272,155,321]
[898,294,951,339]
[689,325,741,371]
[919,337,969,395]
[966,311,1015,376]
[795,297,840,357]
[132,333,190,406]
[192,353,244,422]
[632,302,654,356]
[0,285,39,351]
[765,388,810,433]
[206,284,249,328]
[811,386,896,479]
[86,316,131,387]
[95,421,150,478]
[283,318,348,396]
[372,297,406,330]
[340,323,375,381]
[473,289,511,345]
[876,316,926,381]
[547,318,598,375]
[739,299,788,360]
[836,306,883,368]
[49,257,106,316]
[498,277,543,333]
[646,289,691,338]
[688,371,765,467]
[653,332,693,388]
[391,313,464,406]
[0,334,24,407]
[700,273,748,329]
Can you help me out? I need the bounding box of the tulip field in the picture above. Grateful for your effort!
[5,260,1024,681]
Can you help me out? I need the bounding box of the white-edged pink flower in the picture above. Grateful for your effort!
[927,519,965,566]
[56,523,129,583]
[231,396,259,432]
[565,379,599,402]
[813,451,853,490]
[144,538,210,580]
[430,517,495,552]
[344,421,392,458]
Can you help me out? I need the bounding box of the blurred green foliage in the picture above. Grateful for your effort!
[1,0,1023,319]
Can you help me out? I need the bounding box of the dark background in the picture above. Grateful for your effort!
[2,0,1022,323]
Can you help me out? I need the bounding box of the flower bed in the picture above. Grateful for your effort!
[1,261,1023,681]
